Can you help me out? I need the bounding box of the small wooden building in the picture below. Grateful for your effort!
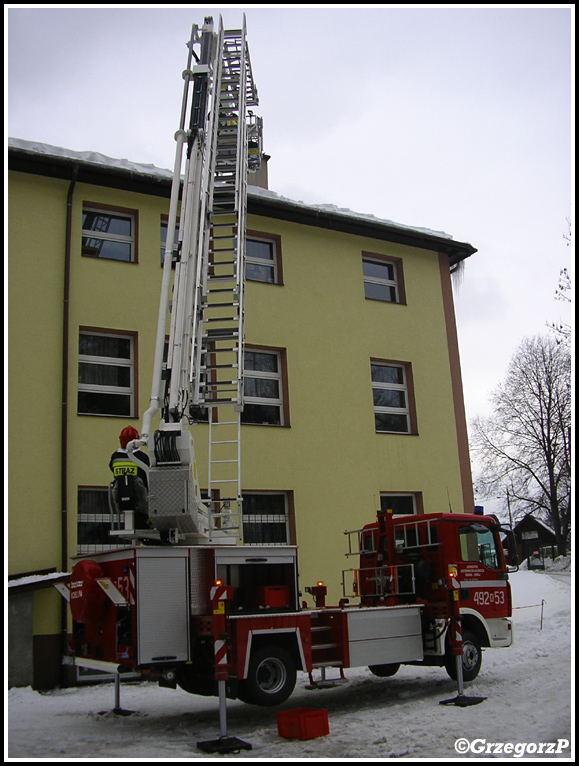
[513,514,558,568]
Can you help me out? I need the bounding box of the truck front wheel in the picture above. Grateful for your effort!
[445,630,482,682]
[237,645,296,706]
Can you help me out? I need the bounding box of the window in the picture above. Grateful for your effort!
[246,230,282,284]
[77,487,124,554]
[82,205,137,262]
[242,492,291,544]
[78,331,136,417]
[241,349,285,425]
[362,253,405,303]
[380,494,421,516]
[371,361,414,434]
[460,525,500,569]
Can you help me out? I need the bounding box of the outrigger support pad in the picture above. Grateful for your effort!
[197,736,252,754]
[440,694,487,707]
[439,653,487,707]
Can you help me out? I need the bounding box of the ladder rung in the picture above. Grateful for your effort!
[211,459,238,464]
[204,328,239,337]
[211,440,238,444]
[312,643,338,650]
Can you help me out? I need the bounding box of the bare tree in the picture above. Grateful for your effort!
[550,220,572,346]
[471,335,571,555]
[550,266,571,347]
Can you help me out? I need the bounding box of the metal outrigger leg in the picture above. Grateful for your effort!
[112,671,135,716]
[196,582,252,754]
[440,613,487,707]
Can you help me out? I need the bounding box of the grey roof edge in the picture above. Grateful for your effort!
[8,138,477,264]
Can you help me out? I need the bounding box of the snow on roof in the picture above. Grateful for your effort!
[247,184,454,241]
[8,137,455,242]
[8,136,173,182]
[515,512,557,537]
[8,571,71,589]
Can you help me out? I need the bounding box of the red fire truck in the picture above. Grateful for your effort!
[58,19,517,739]
[67,508,517,707]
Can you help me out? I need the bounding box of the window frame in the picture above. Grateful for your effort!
[371,358,417,434]
[362,251,406,304]
[78,328,138,418]
[82,203,138,263]
[246,229,283,285]
[242,345,289,427]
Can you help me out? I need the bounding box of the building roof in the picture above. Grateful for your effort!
[8,137,477,266]
[513,513,557,537]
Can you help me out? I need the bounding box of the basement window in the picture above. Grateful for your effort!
[77,487,124,554]
[380,494,419,516]
[242,492,291,545]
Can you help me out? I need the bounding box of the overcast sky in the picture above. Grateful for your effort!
[6,5,573,487]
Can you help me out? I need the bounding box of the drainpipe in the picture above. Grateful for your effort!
[61,164,78,683]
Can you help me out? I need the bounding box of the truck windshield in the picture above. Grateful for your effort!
[459,525,499,569]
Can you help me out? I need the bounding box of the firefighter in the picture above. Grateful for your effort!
[109,426,150,530]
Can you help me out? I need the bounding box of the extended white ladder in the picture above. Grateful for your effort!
[142,16,261,545]
[196,23,259,540]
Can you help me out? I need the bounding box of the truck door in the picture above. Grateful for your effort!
[456,523,510,620]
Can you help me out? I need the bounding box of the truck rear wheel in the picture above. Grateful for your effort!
[368,663,400,678]
[237,645,296,706]
[445,631,482,682]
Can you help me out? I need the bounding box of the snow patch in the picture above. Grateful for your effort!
[7,567,572,759]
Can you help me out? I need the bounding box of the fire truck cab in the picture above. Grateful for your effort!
[349,511,514,680]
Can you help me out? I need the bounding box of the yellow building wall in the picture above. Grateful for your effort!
[9,168,470,620]
[8,172,67,576]
[66,181,173,554]
[241,215,465,601]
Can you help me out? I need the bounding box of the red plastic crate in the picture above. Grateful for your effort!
[277,708,329,740]
[253,585,290,609]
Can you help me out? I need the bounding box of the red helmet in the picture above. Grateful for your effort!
[120,426,140,449]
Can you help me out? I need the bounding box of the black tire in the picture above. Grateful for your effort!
[445,630,482,682]
[237,645,296,706]
[368,663,400,678]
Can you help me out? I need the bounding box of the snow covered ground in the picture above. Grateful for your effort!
[6,561,573,761]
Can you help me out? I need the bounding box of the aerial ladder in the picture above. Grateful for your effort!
[127,15,262,544]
